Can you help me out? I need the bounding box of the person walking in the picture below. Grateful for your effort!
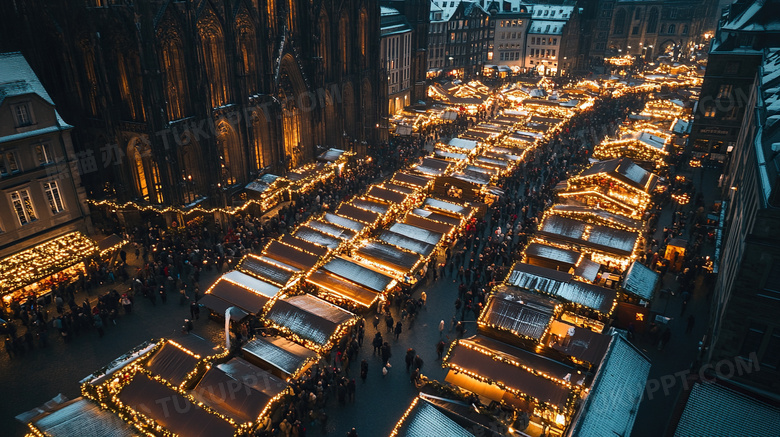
[413,354,424,371]
[190,300,200,320]
[420,291,427,308]
[381,342,392,366]
[394,321,403,340]
[405,348,415,372]
[436,340,446,361]
[439,319,445,336]
[360,359,368,382]
[372,332,383,355]
[385,314,394,333]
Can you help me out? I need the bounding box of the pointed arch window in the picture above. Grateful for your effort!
[319,12,330,73]
[646,8,658,34]
[131,146,149,200]
[287,0,297,30]
[282,97,302,169]
[161,39,189,120]
[359,9,368,69]
[83,47,99,116]
[198,12,231,108]
[339,13,350,74]
[237,16,259,94]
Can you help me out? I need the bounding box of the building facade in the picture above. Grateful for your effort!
[485,1,531,70]
[0,52,91,259]
[381,0,430,107]
[688,0,780,159]
[427,0,491,78]
[706,47,780,394]
[585,0,719,68]
[0,0,384,209]
[381,7,413,115]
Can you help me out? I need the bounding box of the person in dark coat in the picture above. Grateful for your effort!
[381,342,392,366]
[394,321,403,340]
[372,333,383,355]
[413,354,423,370]
[360,359,368,382]
[405,348,415,372]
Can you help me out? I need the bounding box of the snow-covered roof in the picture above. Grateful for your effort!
[621,261,659,300]
[395,398,474,437]
[29,397,138,437]
[0,52,72,131]
[530,4,573,20]
[672,380,780,436]
[431,0,462,23]
[569,334,650,437]
[381,6,400,17]
[721,1,780,32]
[528,20,564,35]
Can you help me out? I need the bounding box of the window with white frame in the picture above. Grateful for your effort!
[36,143,55,165]
[0,151,21,176]
[43,181,65,214]
[10,189,37,225]
[12,103,33,127]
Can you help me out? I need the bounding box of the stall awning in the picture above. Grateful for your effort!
[574,258,602,283]
[96,234,125,253]
[293,226,343,249]
[383,182,415,194]
[424,198,470,217]
[388,223,443,246]
[448,137,479,151]
[28,397,138,437]
[237,254,296,287]
[391,172,431,189]
[202,271,279,314]
[378,230,436,257]
[403,213,455,236]
[307,270,380,307]
[539,215,638,257]
[0,231,99,295]
[507,263,617,314]
[480,287,556,340]
[145,336,224,387]
[280,234,330,257]
[117,373,235,437]
[317,148,347,162]
[355,240,423,276]
[335,203,380,225]
[193,358,286,424]
[525,242,579,269]
[412,208,462,226]
[550,326,612,366]
[351,198,391,215]
[264,295,354,348]
[264,240,320,272]
[447,337,572,409]
[304,220,357,241]
[322,256,395,293]
[621,261,659,300]
[323,213,365,232]
[242,335,319,378]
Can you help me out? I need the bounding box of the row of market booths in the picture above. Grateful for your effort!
[31,331,318,437]
[422,153,669,435]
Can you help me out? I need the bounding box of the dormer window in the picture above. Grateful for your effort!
[12,103,33,127]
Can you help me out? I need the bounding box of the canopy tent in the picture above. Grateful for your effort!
[145,335,225,387]
[263,240,320,272]
[293,225,343,249]
[236,254,296,287]
[192,358,287,424]
[388,223,443,246]
[575,158,659,194]
[116,373,236,437]
[201,271,279,316]
[27,397,138,437]
[367,186,410,205]
[378,230,436,257]
[547,204,642,230]
[507,263,617,314]
[96,234,126,253]
[242,335,319,379]
[264,294,355,351]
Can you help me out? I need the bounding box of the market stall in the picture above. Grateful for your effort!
[0,231,99,305]
[378,230,436,258]
[477,285,559,347]
[353,240,424,283]
[200,270,281,316]
[262,240,321,273]
[241,335,319,380]
[507,263,617,315]
[535,215,639,268]
[244,173,288,211]
[293,225,344,249]
[26,397,139,437]
[263,294,356,354]
[302,219,357,242]
[144,335,228,388]
[191,357,289,426]
[620,261,660,302]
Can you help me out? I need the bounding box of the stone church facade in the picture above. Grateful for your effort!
[1,0,384,207]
